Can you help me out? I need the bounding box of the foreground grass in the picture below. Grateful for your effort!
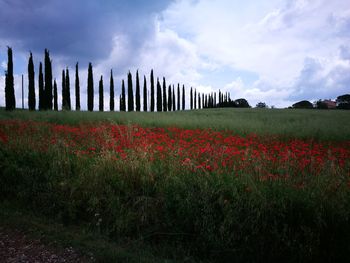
[1,140,350,262]
[1,108,350,262]
[1,108,350,140]
[0,202,197,263]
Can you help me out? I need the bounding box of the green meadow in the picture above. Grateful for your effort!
[1,108,350,140]
[1,108,350,263]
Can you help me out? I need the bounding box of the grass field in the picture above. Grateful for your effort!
[1,108,350,140]
[1,108,350,262]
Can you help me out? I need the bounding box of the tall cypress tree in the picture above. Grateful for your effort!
[135,70,140,111]
[38,62,44,110]
[87,63,94,111]
[156,78,162,112]
[99,75,104,112]
[28,52,35,110]
[61,69,66,110]
[198,92,201,109]
[150,69,155,112]
[177,84,180,111]
[66,68,71,110]
[172,85,176,111]
[110,69,114,111]
[127,71,134,111]
[44,49,52,110]
[121,79,126,111]
[5,47,15,110]
[143,75,147,112]
[194,89,197,109]
[190,87,193,110]
[162,77,167,112]
[182,85,185,110]
[168,85,172,111]
[53,79,58,111]
[75,62,80,111]
[202,93,204,109]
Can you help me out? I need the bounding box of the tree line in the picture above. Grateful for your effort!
[4,47,239,112]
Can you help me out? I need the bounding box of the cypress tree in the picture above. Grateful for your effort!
[177,84,180,111]
[143,75,147,112]
[190,87,193,110]
[182,85,185,110]
[39,63,44,110]
[194,89,197,109]
[127,71,134,111]
[168,85,172,111]
[156,78,162,112]
[75,62,80,111]
[110,69,114,111]
[99,75,103,112]
[135,70,140,111]
[28,52,35,110]
[172,85,176,111]
[44,49,52,110]
[87,63,94,111]
[5,47,15,110]
[61,69,66,110]
[150,69,155,112]
[162,77,167,112]
[198,92,201,110]
[202,94,204,109]
[53,79,58,111]
[214,92,216,107]
[121,79,126,111]
[66,68,71,110]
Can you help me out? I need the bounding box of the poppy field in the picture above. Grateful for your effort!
[1,109,350,262]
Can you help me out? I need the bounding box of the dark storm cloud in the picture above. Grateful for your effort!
[0,0,173,64]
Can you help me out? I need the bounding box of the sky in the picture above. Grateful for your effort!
[0,0,349,110]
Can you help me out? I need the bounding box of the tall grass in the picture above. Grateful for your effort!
[1,108,350,140]
[1,119,350,262]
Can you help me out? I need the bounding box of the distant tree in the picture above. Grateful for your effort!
[143,75,147,112]
[234,98,250,108]
[315,100,328,109]
[150,69,155,112]
[5,47,15,110]
[75,62,80,111]
[65,68,71,110]
[157,78,162,112]
[99,75,104,112]
[190,87,193,110]
[28,52,35,110]
[177,83,180,111]
[182,85,185,110]
[39,62,44,110]
[172,85,176,111]
[44,49,52,110]
[256,102,268,108]
[194,89,197,109]
[292,100,313,109]
[121,79,126,111]
[135,70,140,111]
[127,71,134,111]
[110,69,114,111]
[87,63,94,111]
[162,77,167,112]
[61,69,66,110]
[202,93,204,109]
[53,79,58,111]
[198,92,201,109]
[168,85,172,111]
[336,94,350,109]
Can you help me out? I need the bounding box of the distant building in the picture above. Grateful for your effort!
[323,100,336,109]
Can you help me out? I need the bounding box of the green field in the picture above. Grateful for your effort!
[1,108,350,140]
[1,108,350,262]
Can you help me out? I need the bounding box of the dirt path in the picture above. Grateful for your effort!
[0,226,95,263]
